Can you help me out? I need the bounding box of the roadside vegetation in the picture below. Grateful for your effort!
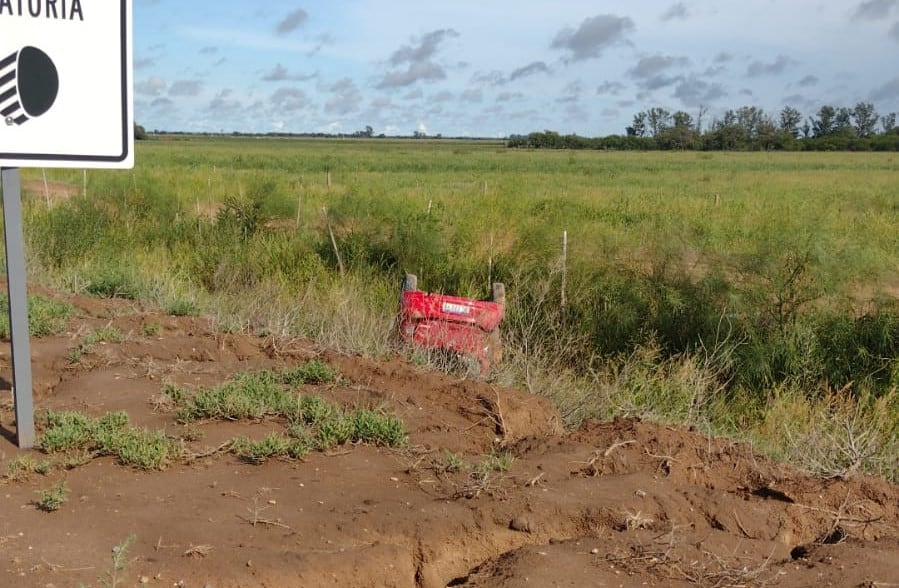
[24,362,406,477]
[0,293,73,338]
[8,138,899,481]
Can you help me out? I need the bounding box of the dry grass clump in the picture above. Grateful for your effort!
[760,386,898,481]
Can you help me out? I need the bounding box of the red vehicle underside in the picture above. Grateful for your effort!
[398,285,504,372]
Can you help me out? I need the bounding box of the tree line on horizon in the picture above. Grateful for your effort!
[509,102,899,151]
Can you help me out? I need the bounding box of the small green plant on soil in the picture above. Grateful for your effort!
[39,411,95,452]
[38,410,181,470]
[163,363,405,462]
[0,294,73,339]
[141,321,162,336]
[232,432,294,464]
[96,533,136,588]
[458,451,514,499]
[479,449,515,474]
[347,407,407,447]
[434,450,465,474]
[83,324,124,345]
[5,455,51,480]
[281,360,337,385]
[171,362,338,423]
[67,325,126,364]
[314,414,355,450]
[36,363,404,473]
[35,480,69,512]
[67,346,86,364]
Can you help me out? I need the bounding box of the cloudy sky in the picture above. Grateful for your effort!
[133,0,899,137]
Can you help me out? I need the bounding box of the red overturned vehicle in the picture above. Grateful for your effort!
[397,274,505,373]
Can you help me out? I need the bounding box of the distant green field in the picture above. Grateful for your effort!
[22,136,899,363]
[43,137,899,289]
[10,137,899,479]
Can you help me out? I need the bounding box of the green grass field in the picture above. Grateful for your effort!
[9,137,899,480]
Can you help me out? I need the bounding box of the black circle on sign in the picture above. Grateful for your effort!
[18,46,59,118]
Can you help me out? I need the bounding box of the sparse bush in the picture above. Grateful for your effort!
[764,386,899,481]
[6,455,51,480]
[35,480,69,512]
[436,450,464,474]
[97,533,136,588]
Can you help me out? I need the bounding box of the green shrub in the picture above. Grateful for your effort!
[114,428,180,470]
[815,309,899,391]
[281,360,337,386]
[91,411,131,454]
[298,395,334,425]
[84,265,140,299]
[27,195,114,269]
[349,408,407,447]
[39,411,95,452]
[315,415,355,450]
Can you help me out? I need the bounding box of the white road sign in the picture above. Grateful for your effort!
[0,0,133,168]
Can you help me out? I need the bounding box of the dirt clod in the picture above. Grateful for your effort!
[509,516,536,533]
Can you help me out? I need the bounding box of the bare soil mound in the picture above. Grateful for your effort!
[1,289,898,587]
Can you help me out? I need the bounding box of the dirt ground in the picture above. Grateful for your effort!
[1,288,898,588]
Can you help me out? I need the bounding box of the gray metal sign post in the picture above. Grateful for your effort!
[1,167,34,448]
